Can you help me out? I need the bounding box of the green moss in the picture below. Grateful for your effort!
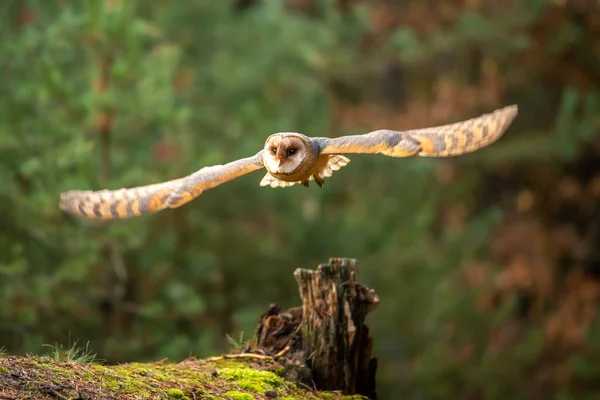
[100,374,152,396]
[87,360,213,397]
[31,359,77,378]
[217,364,283,399]
[112,362,208,386]
[79,371,94,379]
[1,355,368,399]
[237,380,264,393]
[224,391,255,400]
[218,366,284,393]
[320,394,368,400]
[164,388,191,399]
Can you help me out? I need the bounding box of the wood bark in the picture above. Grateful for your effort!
[249,257,380,399]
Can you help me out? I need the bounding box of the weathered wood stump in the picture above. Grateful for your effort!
[247,257,380,399]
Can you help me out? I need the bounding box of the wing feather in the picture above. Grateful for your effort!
[59,151,265,220]
[317,105,518,158]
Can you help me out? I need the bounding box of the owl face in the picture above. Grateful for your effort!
[263,133,309,175]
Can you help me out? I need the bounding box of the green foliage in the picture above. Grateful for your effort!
[1,1,600,400]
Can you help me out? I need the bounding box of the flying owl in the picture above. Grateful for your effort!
[59,104,518,220]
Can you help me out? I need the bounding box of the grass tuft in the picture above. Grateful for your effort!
[40,341,100,365]
[225,331,247,350]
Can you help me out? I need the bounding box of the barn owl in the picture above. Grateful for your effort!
[59,105,518,220]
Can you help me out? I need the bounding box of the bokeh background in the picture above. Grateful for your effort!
[1,1,600,399]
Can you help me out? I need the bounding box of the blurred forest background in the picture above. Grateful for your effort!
[1,0,600,399]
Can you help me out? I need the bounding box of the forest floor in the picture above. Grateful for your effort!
[0,353,362,400]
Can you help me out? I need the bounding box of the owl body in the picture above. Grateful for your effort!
[59,105,519,220]
[260,133,349,188]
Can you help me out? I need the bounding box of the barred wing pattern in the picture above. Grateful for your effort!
[317,105,518,158]
[59,105,518,220]
[59,151,265,220]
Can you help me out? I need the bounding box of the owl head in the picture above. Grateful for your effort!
[263,133,310,175]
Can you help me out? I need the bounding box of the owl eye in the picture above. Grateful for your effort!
[287,148,296,155]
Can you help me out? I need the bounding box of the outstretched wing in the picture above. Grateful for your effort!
[59,151,265,220]
[317,105,518,158]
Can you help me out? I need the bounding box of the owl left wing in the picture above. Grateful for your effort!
[317,105,518,158]
[59,150,265,220]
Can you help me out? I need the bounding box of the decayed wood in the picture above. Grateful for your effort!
[247,257,380,399]
[294,258,379,398]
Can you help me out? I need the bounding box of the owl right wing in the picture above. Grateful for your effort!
[59,150,265,220]
[316,105,518,158]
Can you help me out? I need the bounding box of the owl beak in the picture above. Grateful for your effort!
[276,149,286,164]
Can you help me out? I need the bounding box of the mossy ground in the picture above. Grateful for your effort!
[0,353,366,399]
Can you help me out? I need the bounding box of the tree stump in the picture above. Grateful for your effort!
[248,257,379,399]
